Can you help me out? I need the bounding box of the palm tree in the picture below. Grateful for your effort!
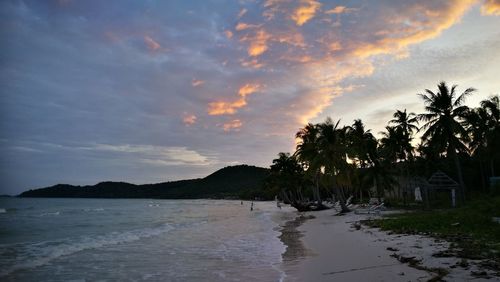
[480,95,500,176]
[316,118,351,212]
[388,109,419,202]
[347,119,375,201]
[464,95,500,180]
[295,123,323,205]
[379,126,403,162]
[389,109,418,161]
[269,152,308,210]
[417,81,475,202]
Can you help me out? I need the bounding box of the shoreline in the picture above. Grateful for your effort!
[279,209,498,281]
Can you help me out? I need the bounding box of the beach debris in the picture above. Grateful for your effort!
[470,270,490,278]
[457,258,469,268]
[432,250,456,258]
[353,222,361,230]
[386,247,399,252]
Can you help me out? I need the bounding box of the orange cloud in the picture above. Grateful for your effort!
[291,0,321,26]
[351,1,476,58]
[246,29,271,57]
[224,30,233,39]
[238,84,261,97]
[144,35,160,51]
[183,114,197,126]
[208,101,239,115]
[235,22,261,31]
[223,119,243,132]
[481,0,500,15]
[324,6,356,14]
[208,84,261,115]
[191,79,205,87]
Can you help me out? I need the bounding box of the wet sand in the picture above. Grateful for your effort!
[280,210,498,281]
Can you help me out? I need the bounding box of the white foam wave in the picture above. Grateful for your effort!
[0,223,174,277]
[83,208,105,212]
[0,208,6,213]
[39,211,60,216]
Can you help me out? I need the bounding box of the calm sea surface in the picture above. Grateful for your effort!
[0,198,295,281]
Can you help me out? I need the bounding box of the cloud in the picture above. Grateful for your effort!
[242,29,271,57]
[223,119,242,132]
[291,0,321,26]
[91,144,212,166]
[238,8,248,19]
[224,30,233,39]
[481,0,500,15]
[143,35,161,51]
[324,6,355,14]
[191,79,205,87]
[350,1,476,58]
[235,22,261,31]
[183,114,197,125]
[207,83,261,115]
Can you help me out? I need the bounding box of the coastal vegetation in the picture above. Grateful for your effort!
[266,82,500,211]
[364,196,500,266]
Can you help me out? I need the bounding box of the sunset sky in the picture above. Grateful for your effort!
[1,0,499,194]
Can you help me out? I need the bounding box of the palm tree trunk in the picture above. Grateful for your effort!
[491,159,496,177]
[451,150,466,203]
[479,161,486,191]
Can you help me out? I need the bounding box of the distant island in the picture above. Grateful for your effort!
[19,165,273,200]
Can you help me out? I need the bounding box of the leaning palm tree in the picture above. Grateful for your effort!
[417,81,475,202]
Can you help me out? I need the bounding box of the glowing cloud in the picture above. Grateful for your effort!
[223,119,243,132]
[481,0,500,15]
[224,30,233,39]
[351,1,476,58]
[246,29,271,57]
[291,0,321,26]
[183,114,197,126]
[208,84,261,115]
[235,22,260,31]
[143,35,160,51]
[324,6,356,14]
[191,79,205,87]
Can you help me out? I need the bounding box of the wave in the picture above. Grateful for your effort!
[0,223,174,278]
[0,208,6,213]
[38,211,60,216]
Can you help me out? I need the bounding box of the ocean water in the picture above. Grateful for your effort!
[0,198,296,281]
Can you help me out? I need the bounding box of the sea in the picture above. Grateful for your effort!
[0,198,297,281]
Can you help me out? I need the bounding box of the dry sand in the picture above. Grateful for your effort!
[280,209,498,282]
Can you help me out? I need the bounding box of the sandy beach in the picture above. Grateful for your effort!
[281,210,498,282]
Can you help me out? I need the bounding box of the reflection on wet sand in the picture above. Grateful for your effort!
[279,214,315,262]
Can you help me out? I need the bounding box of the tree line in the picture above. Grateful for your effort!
[265,82,500,212]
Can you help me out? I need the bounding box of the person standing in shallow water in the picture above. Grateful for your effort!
[250,202,254,211]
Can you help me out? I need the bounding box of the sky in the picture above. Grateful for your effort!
[1,0,499,195]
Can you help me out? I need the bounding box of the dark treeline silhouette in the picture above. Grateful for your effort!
[20,165,272,200]
[266,82,500,211]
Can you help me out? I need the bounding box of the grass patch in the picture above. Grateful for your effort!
[365,196,500,263]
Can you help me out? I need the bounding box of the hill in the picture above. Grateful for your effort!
[19,165,272,200]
